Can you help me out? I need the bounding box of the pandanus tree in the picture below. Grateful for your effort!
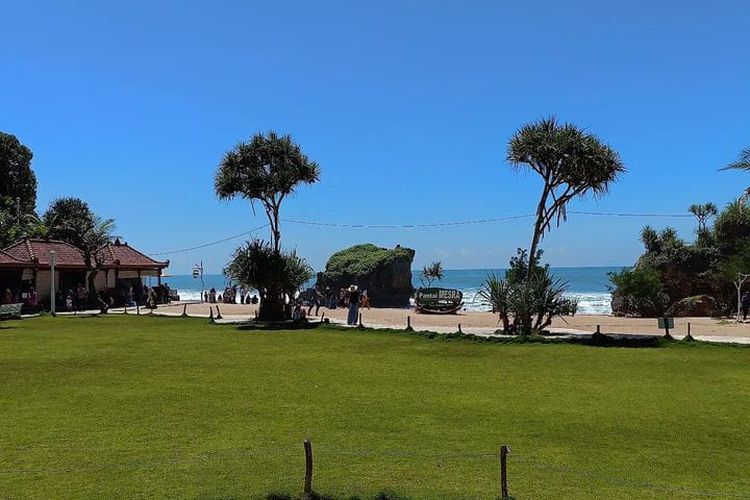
[689,203,717,234]
[507,117,625,270]
[215,131,320,320]
[215,131,320,253]
[420,261,444,287]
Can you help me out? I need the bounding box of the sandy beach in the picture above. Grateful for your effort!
[145,302,750,340]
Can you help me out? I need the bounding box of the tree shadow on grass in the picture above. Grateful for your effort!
[235,320,323,332]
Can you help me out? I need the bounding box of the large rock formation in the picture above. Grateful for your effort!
[316,244,415,307]
[667,295,719,317]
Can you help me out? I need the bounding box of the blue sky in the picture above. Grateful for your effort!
[2,0,748,273]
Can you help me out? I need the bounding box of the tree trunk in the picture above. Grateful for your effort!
[258,285,287,321]
[87,269,109,314]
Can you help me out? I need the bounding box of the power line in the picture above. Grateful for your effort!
[149,224,269,256]
[147,211,694,255]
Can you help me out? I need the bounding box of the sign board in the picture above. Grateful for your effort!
[658,317,674,330]
[415,287,463,314]
[192,268,200,279]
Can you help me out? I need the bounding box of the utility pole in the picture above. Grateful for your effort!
[49,251,56,316]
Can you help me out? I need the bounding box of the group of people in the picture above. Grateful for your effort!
[1,287,37,307]
[203,286,258,305]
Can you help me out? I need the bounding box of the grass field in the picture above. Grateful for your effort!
[2,315,750,499]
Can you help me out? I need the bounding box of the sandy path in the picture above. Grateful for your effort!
[142,302,750,340]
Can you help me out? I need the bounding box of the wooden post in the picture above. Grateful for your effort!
[181,304,188,318]
[500,445,509,499]
[320,312,325,322]
[136,304,140,315]
[596,325,601,334]
[123,305,128,315]
[358,313,363,328]
[216,306,223,320]
[406,315,412,331]
[458,323,462,334]
[209,307,214,323]
[303,439,313,500]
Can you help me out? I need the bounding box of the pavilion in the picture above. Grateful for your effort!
[0,238,169,310]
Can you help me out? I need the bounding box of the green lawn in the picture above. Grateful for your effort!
[1,316,750,499]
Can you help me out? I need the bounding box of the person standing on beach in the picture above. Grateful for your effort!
[742,292,750,321]
[347,285,360,325]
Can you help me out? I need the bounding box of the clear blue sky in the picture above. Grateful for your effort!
[2,0,748,273]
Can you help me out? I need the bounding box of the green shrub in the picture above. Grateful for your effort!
[609,266,668,317]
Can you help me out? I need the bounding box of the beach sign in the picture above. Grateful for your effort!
[415,287,463,314]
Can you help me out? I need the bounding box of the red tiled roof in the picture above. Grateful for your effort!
[0,249,27,267]
[3,239,87,268]
[97,241,169,269]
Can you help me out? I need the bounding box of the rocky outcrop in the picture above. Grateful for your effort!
[667,295,718,317]
[316,244,415,307]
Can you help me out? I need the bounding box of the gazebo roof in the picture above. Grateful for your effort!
[2,239,87,268]
[0,249,27,268]
[97,239,169,270]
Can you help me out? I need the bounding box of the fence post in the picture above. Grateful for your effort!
[303,439,313,500]
[500,445,509,499]
[358,313,363,329]
[136,304,140,315]
[209,307,214,323]
[181,304,188,318]
[458,323,462,334]
[216,306,223,320]
[406,315,413,331]
[123,305,128,315]
[596,325,601,334]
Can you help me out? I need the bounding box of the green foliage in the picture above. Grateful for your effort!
[721,146,750,172]
[322,244,414,282]
[714,202,750,254]
[0,131,37,217]
[507,116,625,265]
[480,248,575,334]
[419,261,444,287]
[224,239,313,320]
[609,266,668,317]
[689,202,717,234]
[215,131,320,251]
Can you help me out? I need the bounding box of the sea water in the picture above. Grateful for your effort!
[161,266,621,315]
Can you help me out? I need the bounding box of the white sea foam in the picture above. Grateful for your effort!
[173,286,612,315]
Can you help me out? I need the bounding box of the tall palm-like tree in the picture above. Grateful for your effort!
[420,261,444,287]
[215,132,320,321]
[688,202,717,233]
[507,116,625,269]
[215,131,320,253]
[721,147,750,207]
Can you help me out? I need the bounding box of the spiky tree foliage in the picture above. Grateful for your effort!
[480,248,576,335]
[214,131,320,253]
[722,147,750,206]
[44,197,115,312]
[507,116,625,269]
[689,202,718,234]
[419,261,444,287]
[224,239,314,321]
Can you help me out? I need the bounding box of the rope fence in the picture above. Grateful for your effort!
[2,441,748,498]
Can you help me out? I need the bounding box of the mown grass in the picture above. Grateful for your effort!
[1,315,749,499]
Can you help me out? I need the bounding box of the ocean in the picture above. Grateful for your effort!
[160,266,621,315]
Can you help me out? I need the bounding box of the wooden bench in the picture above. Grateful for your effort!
[0,303,23,320]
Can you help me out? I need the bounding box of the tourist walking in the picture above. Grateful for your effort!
[347,285,360,325]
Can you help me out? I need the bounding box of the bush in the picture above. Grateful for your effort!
[480,249,575,335]
[609,266,668,317]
